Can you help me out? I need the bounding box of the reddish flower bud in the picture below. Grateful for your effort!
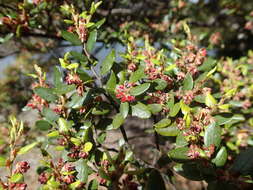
[14,161,30,174]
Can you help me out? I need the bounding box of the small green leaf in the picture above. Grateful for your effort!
[131,103,151,119]
[112,113,124,129]
[34,87,58,102]
[42,107,59,123]
[18,142,38,155]
[176,133,189,147]
[101,49,115,75]
[106,71,116,93]
[205,93,217,108]
[66,93,86,109]
[153,79,167,90]
[129,66,145,83]
[58,118,73,132]
[204,122,221,147]
[130,83,150,96]
[98,168,111,180]
[169,102,181,117]
[61,30,82,45]
[183,73,193,90]
[212,147,228,167]
[0,156,6,167]
[75,159,89,182]
[120,102,129,118]
[168,147,190,162]
[35,120,52,131]
[10,173,23,183]
[53,84,76,95]
[155,126,179,136]
[53,66,62,87]
[154,118,171,128]
[86,30,97,53]
[88,179,98,190]
[147,104,162,114]
[84,142,93,152]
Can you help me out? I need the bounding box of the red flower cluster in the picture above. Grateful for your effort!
[14,161,30,174]
[9,183,27,190]
[65,73,84,95]
[115,83,135,102]
[26,94,48,111]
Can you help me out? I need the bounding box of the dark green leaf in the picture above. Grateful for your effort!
[61,30,82,45]
[98,168,111,180]
[231,147,253,175]
[130,83,150,96]
[204,122,221,147]
[92,102,111,115]
[101,49,115,75]
[35,120,52,131]
[88,179,98,190]
[86,30,97,53]
[34,87,58,102]
[183,73,193,90]
[131,103,151,119]
[146,169,166,190]
[66,93,86,109]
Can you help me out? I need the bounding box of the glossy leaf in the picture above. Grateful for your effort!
[86,29,97,53]
[205,93,217,108]
[146,169,166,190]
[147,104,162,114]
[61,30,82,45]
[154,118,171,128]
[129,83,150,96]
[42,107,59,123]
[169,102,181,117]
[35,120,51,131]
[131,103,151,119]
[212,146,228,167]
[18,142,38,155]
[34,87,58,102]
[204,122,221,147]
[120,102,129,118]
[112,113,124,129]
[101,49,115,75]
[75,159,89,182]
[183,73,193,90]
[155,126,179,136]
[168,147,190,162]
[10,173,23,183]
